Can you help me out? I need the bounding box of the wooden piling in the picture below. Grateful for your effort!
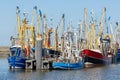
[35,40,42,69]
[25,59,36,69]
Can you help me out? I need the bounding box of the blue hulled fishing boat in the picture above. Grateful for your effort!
[52,29,84,70]
[8,45,27,68]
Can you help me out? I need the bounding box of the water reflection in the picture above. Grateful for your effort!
[1,56,120,80]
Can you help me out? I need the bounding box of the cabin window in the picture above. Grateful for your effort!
[19,50,25,57]
[11,51,16,56]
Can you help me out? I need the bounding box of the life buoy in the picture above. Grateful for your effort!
[23,47,27,57]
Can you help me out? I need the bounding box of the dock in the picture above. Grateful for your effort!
[42,58,56,70]
[25,58,56,70]
[25,59,36,70]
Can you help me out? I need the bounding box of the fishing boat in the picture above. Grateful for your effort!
[81,49,107,64]
[52,52,84,70]
[8,6,37,69]
[53,28,84,70]
[8,45,27,68]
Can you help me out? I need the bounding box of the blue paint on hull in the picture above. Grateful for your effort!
[8,46,27,68]
[52,60,84,70]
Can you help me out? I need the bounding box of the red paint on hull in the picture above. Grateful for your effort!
[81,49,107,63]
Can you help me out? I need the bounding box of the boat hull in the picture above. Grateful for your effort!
[41,48,60,58]
[81,49,107,64]
[8,56,27,68]
[8,46,27,68]
[52,61,84,70]
[84,56,105,64]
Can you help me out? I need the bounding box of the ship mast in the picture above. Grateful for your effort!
[98,7,106,37]
[84,8,89,48]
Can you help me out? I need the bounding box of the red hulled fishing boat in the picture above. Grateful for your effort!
[81,49,108,64]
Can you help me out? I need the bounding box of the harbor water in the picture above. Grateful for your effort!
[1,55,120,80]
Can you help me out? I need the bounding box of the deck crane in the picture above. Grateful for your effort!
[85,9,96,49]
[57,14,65,38]
[57,14,65,52]
[96,7,106,49]
[20,16,35,48]
[29,6,37,47]
[89,23,96,49]
[49,28,58,51]
[16,6,22,45]
[114,22,119,43]
[42,14,52,49]
[98,7,106,37]
[31,6,37,26]
[42,14,58,50]
[112,22,119,61]
[84,8,89,48]
[16,6,36,49]
[78,20,83,50]
[31,6,42,40]
[36,10,42,40]
[43,14,47,48]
